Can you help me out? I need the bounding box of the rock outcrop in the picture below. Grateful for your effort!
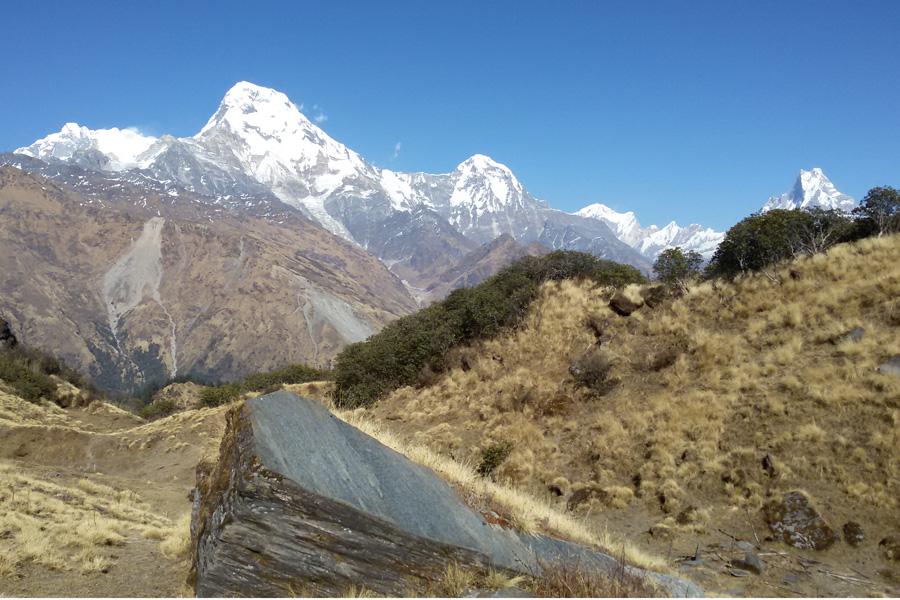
[763,491,838,551]
[608,290,643,317]
[0,316,16,349]
[190,392,702,597]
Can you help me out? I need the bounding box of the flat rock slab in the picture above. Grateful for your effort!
[191,392,702,597]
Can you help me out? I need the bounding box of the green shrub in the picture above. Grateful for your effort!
[199,383,242,407]
[0,353,57,402]
[477,441,514,477]
[853,186,900,236]
[331,251,645,408]
[138,397,177,420]
[240,363,323,393]
[196,363,325,407]
[653,247,703,292]
[0,340,97,404]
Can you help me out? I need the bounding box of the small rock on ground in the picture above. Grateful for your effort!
[880,536,900,561]
[879,355,900,377]
[608,291,643,316]
[732,552,764,574]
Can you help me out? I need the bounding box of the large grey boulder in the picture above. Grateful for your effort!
[190,392,701,597]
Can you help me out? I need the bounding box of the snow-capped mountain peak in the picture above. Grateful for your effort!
[575,203,643,246]
[762,168,855,213]
[191,82,373,237]
[196,81,366,178]
[16,122,161,171]
[198,81,309,138]
[574,202,724,259]
[450,154,525,209]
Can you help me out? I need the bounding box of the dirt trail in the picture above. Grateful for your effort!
[0,392,227,597]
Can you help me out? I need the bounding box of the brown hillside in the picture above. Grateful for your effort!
[368,234,900,596]
[0,166,416,391]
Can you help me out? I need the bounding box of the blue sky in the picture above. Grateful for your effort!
[2,1,898,229]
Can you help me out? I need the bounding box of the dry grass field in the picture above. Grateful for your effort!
[0,388,227,597]
[364,234,900,596]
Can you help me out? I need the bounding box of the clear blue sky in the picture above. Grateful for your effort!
[2,1,898,229]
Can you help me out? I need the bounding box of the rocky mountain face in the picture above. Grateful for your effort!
[762,168,856,213]
[420,234,549,302]
[575,203,724,260]
[14,82,650,281]
[0,166,416,392]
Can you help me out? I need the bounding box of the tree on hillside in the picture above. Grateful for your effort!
[707,209,809,278]
[707,208,860,279]
[853,186,900,236]
[795,208,855,255]
[653,247,703,292]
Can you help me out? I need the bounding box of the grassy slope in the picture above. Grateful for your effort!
[366,234,900,592]
[0,386,228,596]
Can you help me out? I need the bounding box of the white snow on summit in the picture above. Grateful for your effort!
[575,204,644,246]
[576,203,724,260]
[449,154,525,213]
[762,168,855,213]
[16,122,161,170]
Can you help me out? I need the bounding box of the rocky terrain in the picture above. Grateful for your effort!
[0,166,416,392]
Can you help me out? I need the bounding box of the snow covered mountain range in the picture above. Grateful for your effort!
[11,82,857,276]
[574,203,724,259]
[572,168,857,261]
[14,81,651,278]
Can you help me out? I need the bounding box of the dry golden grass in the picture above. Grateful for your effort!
[0,389,228,586]
[333,405,665,572]
[526,559,660,598]
[159,512,192,559]
[366,234,900,564]
[0,461,188,577]
[435,562,476,597]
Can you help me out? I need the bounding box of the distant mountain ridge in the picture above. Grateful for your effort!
[575,203,724,260]
[572,167,857,261]
[10,82,857,287]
